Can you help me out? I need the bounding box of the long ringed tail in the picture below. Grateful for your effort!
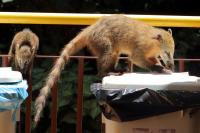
[34,32,87,123]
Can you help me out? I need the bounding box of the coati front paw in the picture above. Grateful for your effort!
[109,67,129,76]
[150,65,172,74]
[161,68,173,74]
[107,72,124,76]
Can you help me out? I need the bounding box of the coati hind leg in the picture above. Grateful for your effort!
[97,53,119,77]
[94,39,119,77]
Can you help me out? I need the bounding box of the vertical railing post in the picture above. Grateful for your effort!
[76,57,84,133]
[25,72,32,133]
[51,83,58,133]
[178,59,185,72]
[51,58,58,133]
[2,56,8,67]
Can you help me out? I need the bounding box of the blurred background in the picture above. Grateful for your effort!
[0,0,199,133]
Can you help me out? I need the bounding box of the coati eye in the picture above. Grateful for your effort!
[152,34,162,40]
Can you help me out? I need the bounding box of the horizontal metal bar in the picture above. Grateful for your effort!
[0,12,200,27]
[0,54,200,61]
[174,58,200,61]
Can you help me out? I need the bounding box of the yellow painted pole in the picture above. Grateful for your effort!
[0,12,200,27]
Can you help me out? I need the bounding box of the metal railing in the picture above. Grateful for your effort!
[1,55,200,133]
[0,12,200,133]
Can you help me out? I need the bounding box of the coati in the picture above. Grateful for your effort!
[8,28,39,79]
[34,15,175,123]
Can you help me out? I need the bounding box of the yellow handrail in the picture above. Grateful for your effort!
[0,12,200,27]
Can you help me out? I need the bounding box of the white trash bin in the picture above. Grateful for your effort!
[0,110,20,133]
[0,67,28,133]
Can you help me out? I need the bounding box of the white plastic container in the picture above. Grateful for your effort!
[0,67,22,83]
[101,72,200,133]
[0,110,20,133]
[0,67,22,133]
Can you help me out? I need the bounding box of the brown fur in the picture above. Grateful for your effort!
[34,15,175,123]
[8,28,39,79]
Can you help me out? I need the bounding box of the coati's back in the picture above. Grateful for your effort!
[86,15,175,71]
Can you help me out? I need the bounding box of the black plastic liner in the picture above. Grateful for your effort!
[91,83,200,122]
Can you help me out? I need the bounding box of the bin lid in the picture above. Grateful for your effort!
[102,72,200,91]
[0,67,22,83]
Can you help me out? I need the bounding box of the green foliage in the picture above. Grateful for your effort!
[29,59,101,132]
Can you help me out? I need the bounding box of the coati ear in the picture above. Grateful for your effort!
[168,28,172,35]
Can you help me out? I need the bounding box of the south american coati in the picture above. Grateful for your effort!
[8,28,39,79]
[34,15,175,123]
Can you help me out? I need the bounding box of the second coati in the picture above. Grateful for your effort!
[8,29,39,79]
[34,15,175,123]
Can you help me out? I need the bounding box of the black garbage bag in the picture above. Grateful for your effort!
[91,83,200,122]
